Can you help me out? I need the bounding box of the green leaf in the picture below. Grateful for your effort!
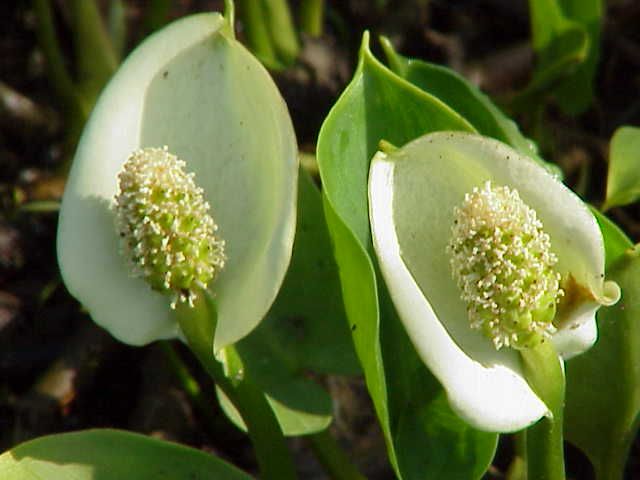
[554,0,603,114]
[0,429,253,479]
[217,170,359,436]
[527,23,589,97]
[253,170,359,376]
[604,126,640,210]
[379,37,546,167]
[526,0,599,113]
[317,33,497,479]
[590,208,632,270]
[381,293,498,479]
[565,242,640,480]
[57,12,298,351]
[319,33,475,250]
[394,367,496,479]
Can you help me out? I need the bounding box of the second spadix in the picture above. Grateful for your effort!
[368,132,619,432]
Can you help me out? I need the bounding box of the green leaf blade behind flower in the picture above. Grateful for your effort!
[591,208,631,270]
[217,170,359,436]
[318,33,476,249]
[379,37,543,164]
[604,126,640,211]
[0,429,253,480]
[317,33,497,479]
[57,12,297,350]
[564,226,638,480]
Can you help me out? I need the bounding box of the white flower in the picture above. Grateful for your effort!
[368,131,619,432]
[57,13,297,351]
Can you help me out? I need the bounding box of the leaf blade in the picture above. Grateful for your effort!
[0,429,253,480]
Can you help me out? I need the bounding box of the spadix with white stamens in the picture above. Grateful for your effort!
[114,147,226,308]
[368,131,619,432]
[447,181,562,350]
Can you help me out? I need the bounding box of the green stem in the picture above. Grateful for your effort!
[506,431,527,480]
[521,341,566,480]
[237,0,280,68]
[593,417,638,480]
[68,0,118,103]
[159,341,221,434]
[261,0,300,65]
[300,0,324,37]
[176,292,297,480]
[595,458,626,480]
[308,429,365,480]
[107,0,127,58]
[32,0,86,122]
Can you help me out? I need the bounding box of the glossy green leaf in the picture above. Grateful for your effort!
[57,11,298,351]
[379,37,549,169]
[591,208,631,270]
[317,33,497,479]
[0,429,253,479]
[604,126,640,210]
[217,170,359,436]
[380,293,498,479]
[565,240,640,480]
[251,170,359,376]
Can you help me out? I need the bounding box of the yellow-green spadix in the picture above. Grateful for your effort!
[368,131,619,432]
[57,12,297,351]
[114,147,226,309]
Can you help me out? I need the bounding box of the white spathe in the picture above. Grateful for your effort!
[368,131,619,432]
[57,13,297,351]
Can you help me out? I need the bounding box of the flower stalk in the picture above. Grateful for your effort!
[521,341,566,480]
[175,289,297,480]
